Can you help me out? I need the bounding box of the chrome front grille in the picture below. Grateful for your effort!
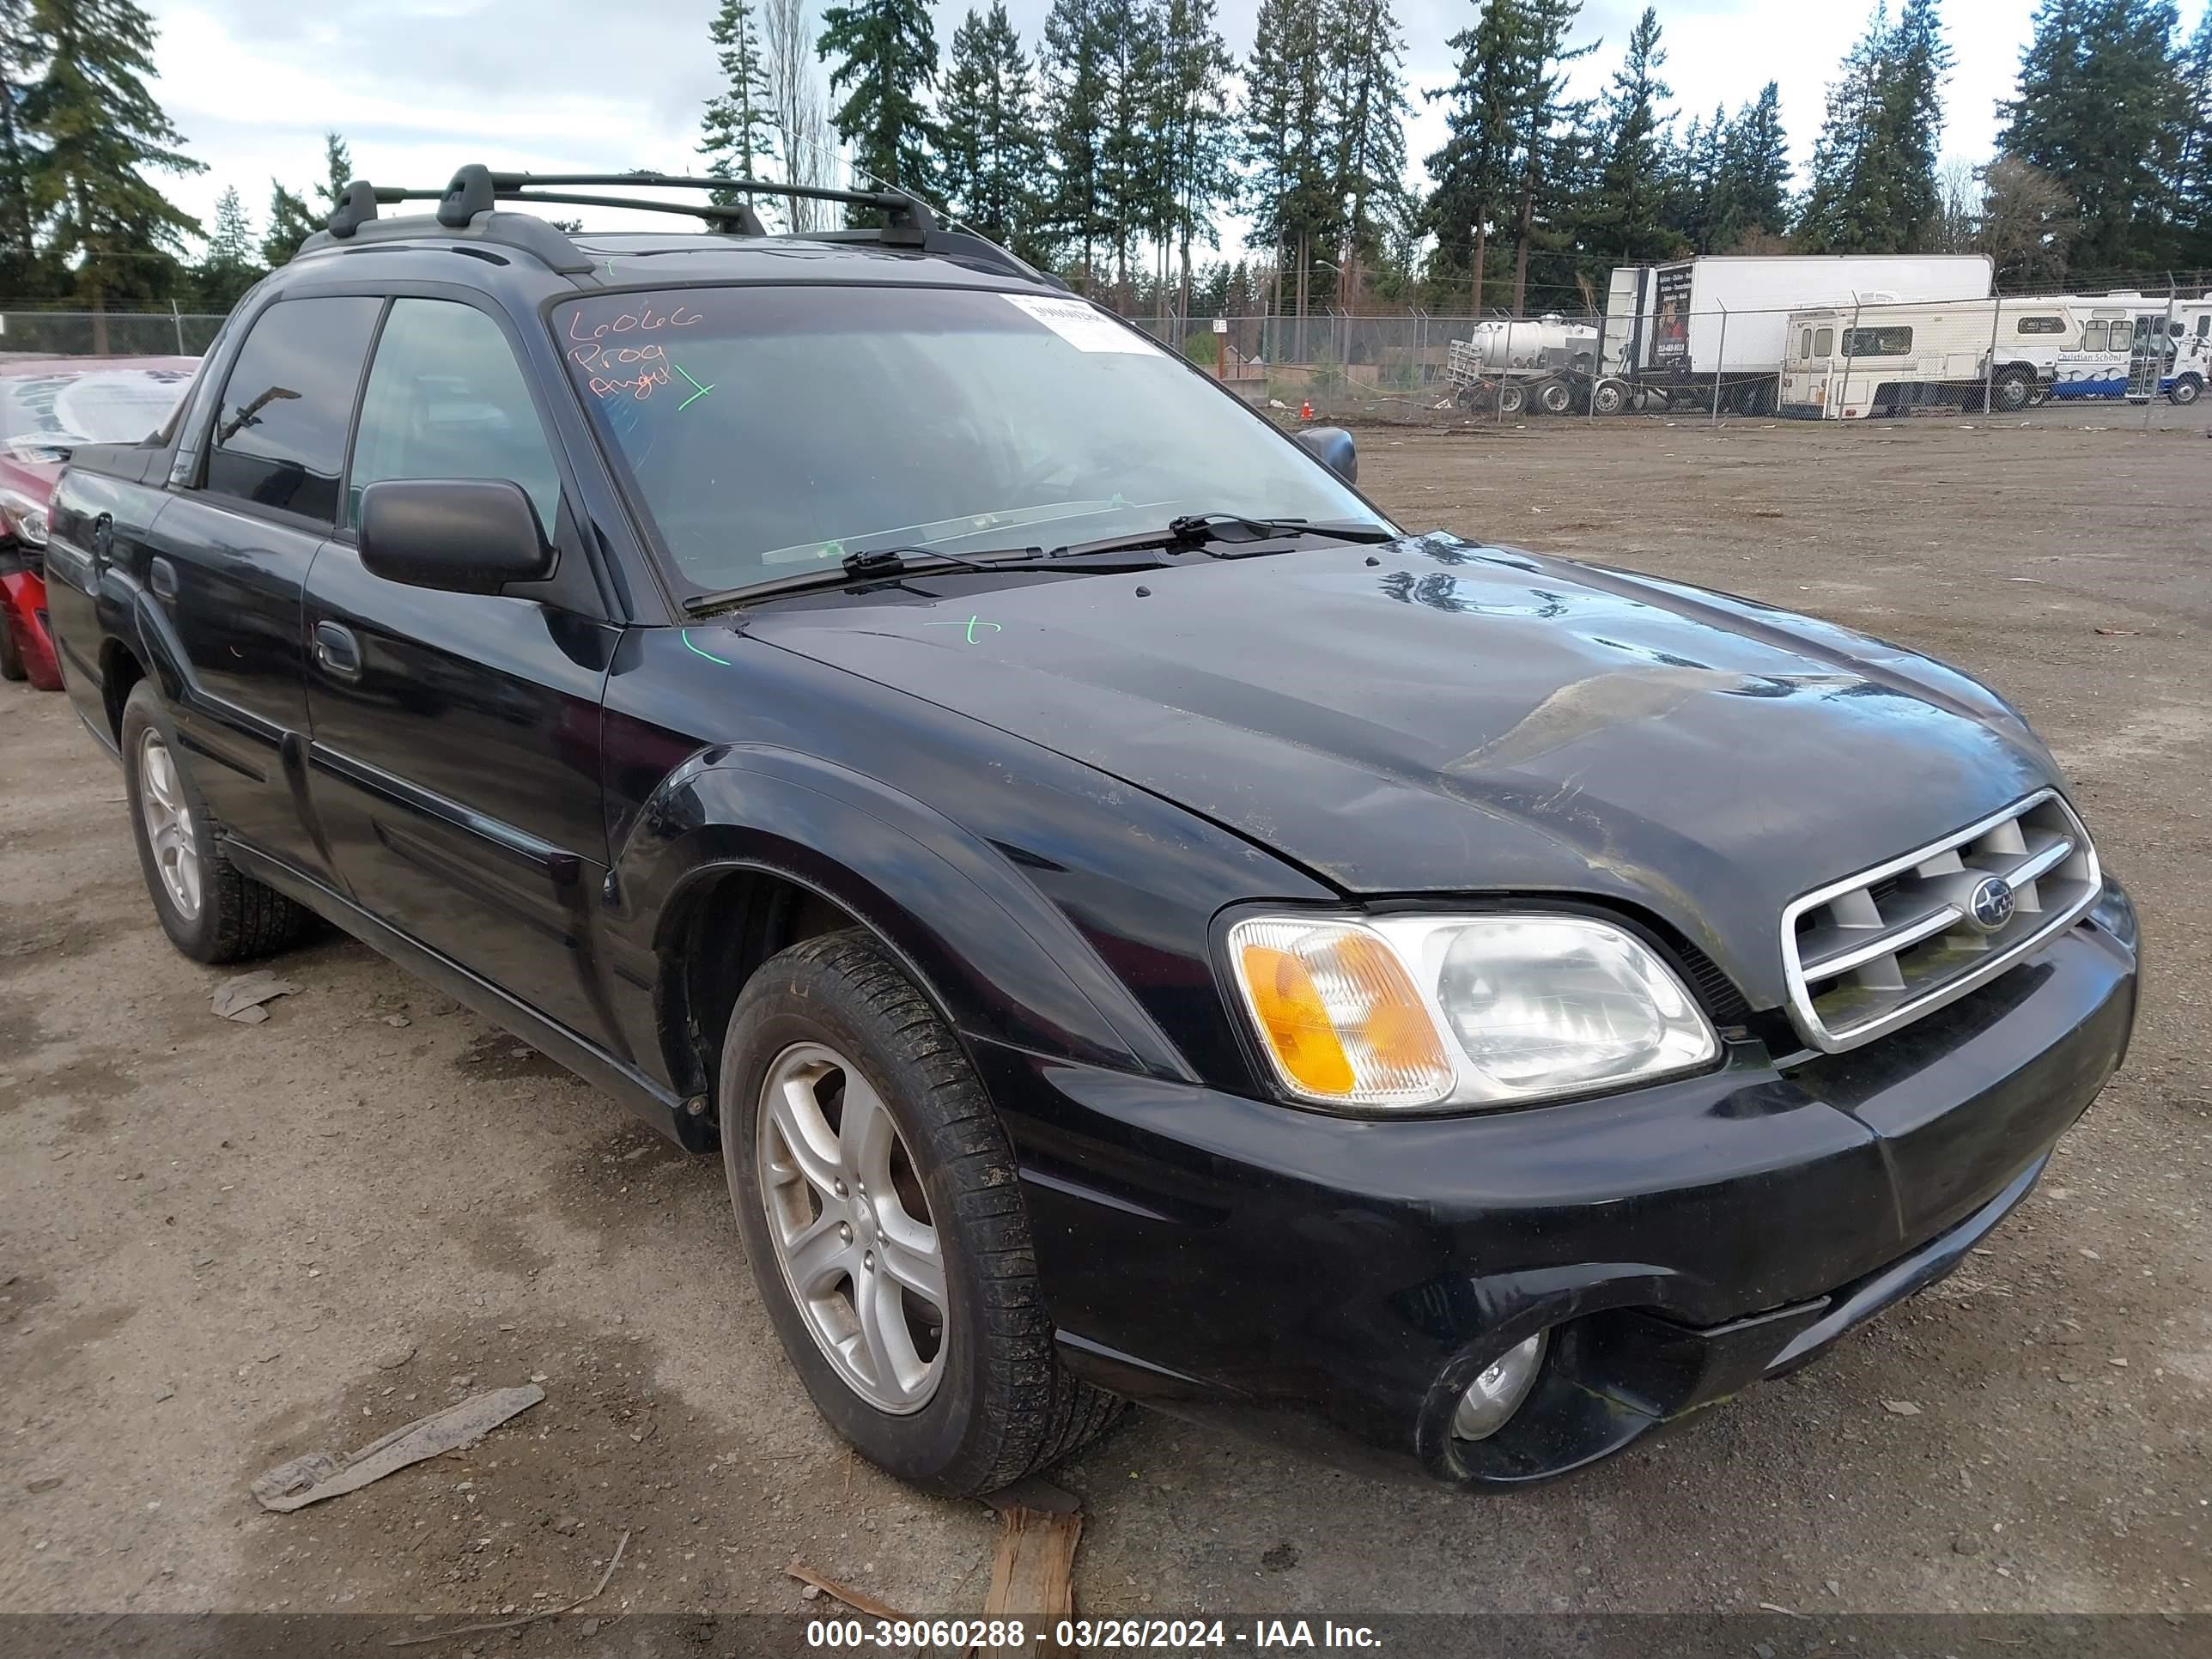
[1781,790,2101,1053]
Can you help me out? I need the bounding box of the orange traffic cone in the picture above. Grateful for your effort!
[1299,399,1314,422]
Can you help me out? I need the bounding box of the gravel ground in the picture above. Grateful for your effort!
[2,414,2206,1631]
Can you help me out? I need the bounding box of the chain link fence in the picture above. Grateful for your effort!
[0,308,227,358]
[1128,293,2212,431]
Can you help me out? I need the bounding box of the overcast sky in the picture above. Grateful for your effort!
[146,0,2210,252]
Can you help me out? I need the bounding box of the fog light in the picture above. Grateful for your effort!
[1452,1332,1548,1441]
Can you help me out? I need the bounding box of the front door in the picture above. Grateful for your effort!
[149,295,383,883]
[301,295,621,1045]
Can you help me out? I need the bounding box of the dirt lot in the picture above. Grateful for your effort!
[3,415,2208,1635]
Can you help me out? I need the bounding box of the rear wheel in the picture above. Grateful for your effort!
[1535,380,1574,416]
[720,929,1121,1496]
[120,681,306,963]
[1496,382,1528,417]
[1991,368,2033,413]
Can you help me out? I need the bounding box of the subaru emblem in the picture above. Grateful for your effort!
[1965,875,2015,933]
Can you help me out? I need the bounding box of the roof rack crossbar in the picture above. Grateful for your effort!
[375,185,768,238]
[477,170,938,240]
[300,163,1059,285]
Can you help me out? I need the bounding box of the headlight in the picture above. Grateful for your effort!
[0,488,47,547]
[1224,911,1720,1111]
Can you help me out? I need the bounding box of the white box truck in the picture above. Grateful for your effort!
[1599,254,1994,412]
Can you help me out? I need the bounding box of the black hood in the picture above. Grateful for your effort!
[738,533,2064,1008]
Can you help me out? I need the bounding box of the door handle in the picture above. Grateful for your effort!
[312,621,363,682]
[149,556,177,603]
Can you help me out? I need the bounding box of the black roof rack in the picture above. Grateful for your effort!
[301,163,1061,290]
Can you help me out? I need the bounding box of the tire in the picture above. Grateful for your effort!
[1496,382,1528,417]
[120,680,307,963]
[1991,368,2033,414]
[720,929,1121,1497]
[2170,374,2203,406]
[1535,380,1574,416]
[1589,379,1627,416]
[0,606,22,681]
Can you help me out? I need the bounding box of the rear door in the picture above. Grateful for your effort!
[146,295,381,882]
[301,294,622,1045]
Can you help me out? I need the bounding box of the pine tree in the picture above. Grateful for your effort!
[2000,0,2187,274]
[2178,6,2212,262]
[1039,0,1110,287]
[1588,6,1674,262]
[1425,0,1528,313]
[1869,0,1949,246]
[1796,1,1948,254]
[261,181,316,266]
[193,184,261,309]
[1093,0,1158,299]
[0,1,38,268]
[1503,0,1593,314]
[817,0,940,213]
[939,1,1044,257]
[1241,0,1331,321]
[317,131,351,213]
[700,0,776,196]
[1718,82,1790,247]
[21,0,203,335]
[1322,0,1409,308]
[1148,0,1237,315]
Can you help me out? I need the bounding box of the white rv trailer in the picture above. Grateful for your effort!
[1781,295,2212,419]
[1599,254,1994,410]
[1779,298,2086,419]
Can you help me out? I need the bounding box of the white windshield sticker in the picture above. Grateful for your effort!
[1003,294,1159,355]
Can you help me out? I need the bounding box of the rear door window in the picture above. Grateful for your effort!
[1814,327,1833,358]
[203,296,382,524]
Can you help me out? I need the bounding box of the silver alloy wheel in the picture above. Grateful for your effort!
[137,727,202,922]
[756,1041,947,1413]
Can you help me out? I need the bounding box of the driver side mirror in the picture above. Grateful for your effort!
[1293,425,1358,484]
[357,478,554,596]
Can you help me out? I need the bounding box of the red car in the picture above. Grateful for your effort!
[0,356,199,689]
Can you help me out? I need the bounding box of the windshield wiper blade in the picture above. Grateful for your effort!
[680,544,1169,614]
[1049,514,1396,559]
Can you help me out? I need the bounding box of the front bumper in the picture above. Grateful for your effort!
[978,884,2139,1486]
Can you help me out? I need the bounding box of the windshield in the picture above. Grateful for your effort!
[0,366,198,459]
[555,285,1387,593]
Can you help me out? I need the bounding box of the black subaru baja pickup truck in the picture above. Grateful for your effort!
[44,167,2137,1494]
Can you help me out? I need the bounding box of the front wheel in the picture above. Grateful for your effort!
[2169,374,2203,406]
[1589,379,1627,416]
[720,929,1121,1496]
[0,605,22,681]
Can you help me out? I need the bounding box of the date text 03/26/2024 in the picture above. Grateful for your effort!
[805,1619,1382,1649]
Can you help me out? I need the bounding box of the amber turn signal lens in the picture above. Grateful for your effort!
[1228,919,1455,1106]
[1239,944,1357,1096]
